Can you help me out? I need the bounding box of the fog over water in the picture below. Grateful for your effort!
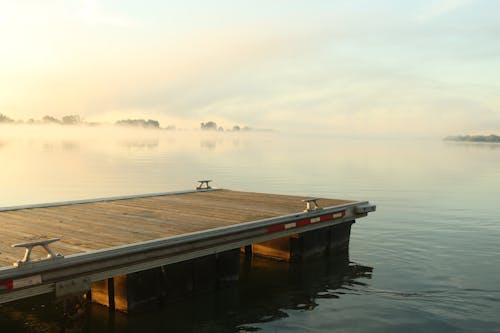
[0,126,499,332]
[2,1,500,137]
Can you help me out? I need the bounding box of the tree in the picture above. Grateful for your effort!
[62,115,81,125]
[116,119,160,128]
[42,115,61,124]
[145,119,160,128]
[0,113,14,123]
[201,121,218,130]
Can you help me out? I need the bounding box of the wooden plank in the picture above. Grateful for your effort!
[0,211,132,249]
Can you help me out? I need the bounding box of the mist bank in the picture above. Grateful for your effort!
[444,134,500,143]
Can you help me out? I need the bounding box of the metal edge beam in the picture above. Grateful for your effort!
[0,284,54,304]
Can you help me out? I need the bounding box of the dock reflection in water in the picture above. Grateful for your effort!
[0,252,373,333]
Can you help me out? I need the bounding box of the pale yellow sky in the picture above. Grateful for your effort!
[1,0,499,137]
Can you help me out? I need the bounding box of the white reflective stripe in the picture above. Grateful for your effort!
[13,275,42,289]
[284,222,296,229]
[310,217,321,223]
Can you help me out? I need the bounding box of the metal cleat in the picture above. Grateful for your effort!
[196,180,212,190]
[302,198,323,212]
[12,238,64,268]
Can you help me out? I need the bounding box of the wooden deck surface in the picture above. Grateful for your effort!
[0,190,353,267]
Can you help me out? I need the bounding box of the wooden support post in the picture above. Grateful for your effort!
[92,270,166,313]
[329,221,354,253]
[163,260,194,302]
[90,280,107,308]
[295,228,330,259]
[126,268,165,312]
[91,276,126,312]
[216,249,240,286]
[252,235,299,261]
[193,255,217,291]
[107,278,115,312]
[244,245,252,259]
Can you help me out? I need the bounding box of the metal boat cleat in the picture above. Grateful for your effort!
[12,238,64,268]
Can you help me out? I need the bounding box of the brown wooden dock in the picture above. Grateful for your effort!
[0,187,375,311]
[0,190,352,267]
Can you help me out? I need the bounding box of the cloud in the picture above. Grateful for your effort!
[2,1,499,137]
[78,0,138,27]
[417,0,474,22]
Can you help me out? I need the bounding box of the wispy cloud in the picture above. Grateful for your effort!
[78,0,138,27]
[417,0,474,22]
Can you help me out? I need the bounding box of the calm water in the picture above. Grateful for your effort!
[1,126,499,332]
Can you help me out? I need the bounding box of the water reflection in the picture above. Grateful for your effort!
[0,294,69,333]
[118,140,159,150]
[62,141,80,152]
[0,253,373,333]
[445,142,500,151]
[236,253,373,331]
[25,141,81,153]
[200,140,217,150]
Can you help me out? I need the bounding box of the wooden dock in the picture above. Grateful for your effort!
[0,187,375,311]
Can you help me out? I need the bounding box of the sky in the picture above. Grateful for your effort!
[0,0,499,137]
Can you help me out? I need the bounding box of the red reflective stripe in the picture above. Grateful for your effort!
[295,219,310,227]
[320,215,331,222]
[268,224,285,233]
[0,280,13,291]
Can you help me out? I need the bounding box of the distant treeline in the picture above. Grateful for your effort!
[1,113,89,125]
[0,113,260,132]
[0,113,168,129]
[200,121,252,132]
[444,135,500,143]
[116,119,160,128]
